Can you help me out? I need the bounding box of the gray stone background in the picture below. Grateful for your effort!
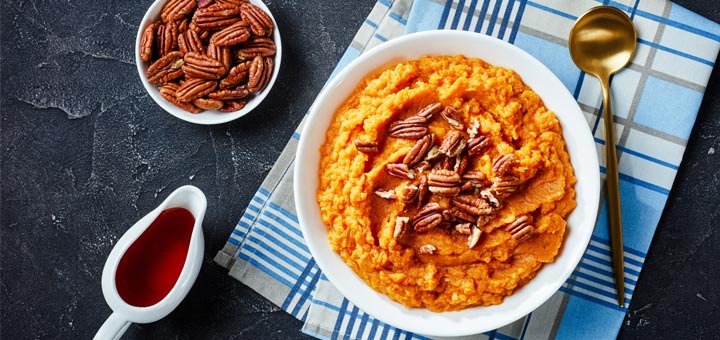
[1,0,717,339]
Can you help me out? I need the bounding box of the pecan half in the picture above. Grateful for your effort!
[417,175,429,208]
[175,78,217,102]
[461,170,486,191]
[393,217,409,240]
[219,98,248,112]
[492,154,516,176]
[476,214,494,228]
[374,189,396,200]
[183,52,227,79]
[159,83,201,113]
[467,226,482,249]
[403,134,434,167]
[353,140,379,154]
[139,23,157,62]
[480,189,501,208]
[413,160,431,174]
[442,207,475,223]
[439,131,467,157]
[192,4,242,31]
[208,86,250,100]
[220,61,251,89]
[388,116,428,139]
[418,244,437,255]
[428,169,461,196]
[192,97,224,110]
[247,56,273,93]
[416,102,443,119]
[413,203,443,232]
[146,51,185,84]
[189,21,210,40]
[178,29,205,54]
[211,20,251,46]
[467,135,491,156]
[161,0,196,22]
[454,222,472,235]
[207,40,233,73]
[506,215,534,241]
[197,0,214,8]
[240,2,274,37]
[385,163,415,180]
[425,145,443,163]
[440,106,464,130]
[176,18,189,32]
[236,37,276,60]
[492,175,521,196]
[157,21,178,57]
[453,194,492,217]
[454,154,469,176]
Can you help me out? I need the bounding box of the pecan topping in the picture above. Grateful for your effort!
[424,145,443,163]
[220,61,251,89]
[461,170,486,188]
[413,203,443,232]
[453,194,492,217]
[219,98,247,112]
[241,2,274,37]
[197,0,214,8]
[178,29,205,54]
[211,20,251,46]
[428,169,461,196]
[417,175,429,208]
[146,51,185,84]
[443,207,475,223]
[374,189,396,200]
[467,226,482,249]
[506,215,534,241]
[157,21,178,57]
[400,185,418,205]
[439,131,466,157]
[492,175,521,196]
[161,0,196,22]
[139,23,157,62]
[236,37,277,60]
[416,102,443,119]
[467,135,491,156]
[192,97,224,110]
[480,189,501,208]
[353,140,379,154]
[454,222,472,235]
[492,154,516,176]
[175,78,217,102]
[467,119,481,138]
[393,217,409,240]
[403,134,434,167]
[385,163,415,180]
[413,160,431,174]
[440,106,464,130]
[192,4,242,31]
[388,117,428,139]
[183,52,227,79]
[159,83,201,113]
[476,214,494,228]
[454,154,469,176]
[208,86,250,100]
[177,18,189,33]
[418,244,437,255]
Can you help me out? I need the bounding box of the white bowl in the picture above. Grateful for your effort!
[294,30,600,337]
[135,0,282,125]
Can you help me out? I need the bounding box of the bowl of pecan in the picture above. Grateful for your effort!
[294,31,600,336]
[135,0,281,125]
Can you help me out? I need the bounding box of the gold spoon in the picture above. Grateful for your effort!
[569,6,636,308]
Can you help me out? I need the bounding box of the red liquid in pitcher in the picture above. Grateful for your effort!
[115,207,195,307]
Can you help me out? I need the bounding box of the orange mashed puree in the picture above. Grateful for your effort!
[317,55,576,311]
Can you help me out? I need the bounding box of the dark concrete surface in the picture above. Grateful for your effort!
[1,0,717,339]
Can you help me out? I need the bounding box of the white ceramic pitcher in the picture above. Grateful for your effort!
[94,185,207,340]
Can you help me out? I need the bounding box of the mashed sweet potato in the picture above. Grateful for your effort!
[317,55,576,311]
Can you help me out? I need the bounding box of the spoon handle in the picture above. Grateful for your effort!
[600,76,626,307]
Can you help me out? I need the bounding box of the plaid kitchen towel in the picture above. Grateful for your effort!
[214,0,720,339]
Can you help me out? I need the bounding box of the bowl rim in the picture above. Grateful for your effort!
[135,0,282,125]
[294,30,600,337]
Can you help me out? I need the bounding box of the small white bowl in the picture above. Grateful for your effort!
[294,31,600,337]
[135,0,282,125]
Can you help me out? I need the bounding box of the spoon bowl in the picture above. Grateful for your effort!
[568,6,637,307]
